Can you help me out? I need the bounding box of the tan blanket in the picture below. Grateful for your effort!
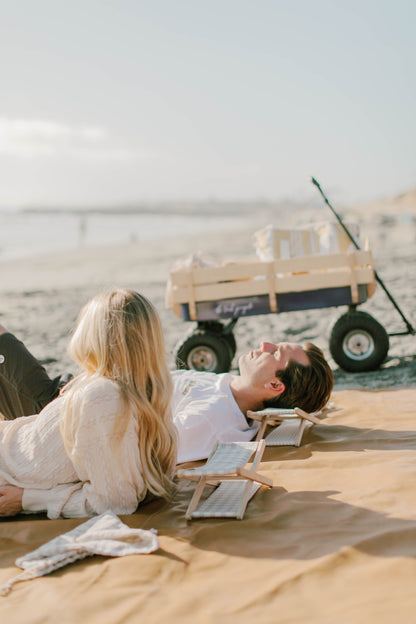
[1,388,415,623]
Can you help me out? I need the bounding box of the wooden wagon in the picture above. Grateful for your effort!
[166,241,390,373]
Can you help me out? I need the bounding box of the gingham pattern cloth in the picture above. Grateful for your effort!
[0,510,159,596]
[177,441,258,477]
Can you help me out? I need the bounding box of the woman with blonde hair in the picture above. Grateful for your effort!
[0,289,177,519]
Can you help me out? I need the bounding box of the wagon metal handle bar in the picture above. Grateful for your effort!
[311,177,415,335]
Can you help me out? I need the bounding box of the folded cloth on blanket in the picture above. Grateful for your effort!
[0,510,159,596]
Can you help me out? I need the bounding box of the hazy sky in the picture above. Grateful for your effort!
[1,0,415,207]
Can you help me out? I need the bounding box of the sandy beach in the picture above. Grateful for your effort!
[0,200,415,393]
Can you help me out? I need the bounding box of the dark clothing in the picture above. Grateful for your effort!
[0,333,65,420]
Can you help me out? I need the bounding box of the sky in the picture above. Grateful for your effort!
[1,0,415,207]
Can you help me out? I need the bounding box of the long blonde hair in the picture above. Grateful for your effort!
[60,289,177,499]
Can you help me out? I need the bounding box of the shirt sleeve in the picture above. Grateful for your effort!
[174,401,220,464]
[22,381,146,519]
[173,393,260,464]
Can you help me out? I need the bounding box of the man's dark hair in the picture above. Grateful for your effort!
[264,342,334,413]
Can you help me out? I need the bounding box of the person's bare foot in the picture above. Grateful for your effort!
[0,325,8,335]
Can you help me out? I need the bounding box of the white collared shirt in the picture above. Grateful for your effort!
[171,370,259,464]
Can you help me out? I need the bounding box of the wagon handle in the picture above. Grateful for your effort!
[311,177,415,335]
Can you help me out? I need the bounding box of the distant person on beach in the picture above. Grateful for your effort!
[0,312,333,475]
[0,289,177,518]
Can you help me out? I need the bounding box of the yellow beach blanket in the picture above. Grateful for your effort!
[0,388,415,624]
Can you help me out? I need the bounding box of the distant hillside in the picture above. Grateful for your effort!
[348,187,416,219]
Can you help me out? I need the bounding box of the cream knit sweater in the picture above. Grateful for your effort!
[0,377,146,519]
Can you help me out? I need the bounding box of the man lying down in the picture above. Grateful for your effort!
[171,341,333,462]
[0,326,334,465]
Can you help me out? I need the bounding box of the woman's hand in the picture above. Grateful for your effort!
[0,485,23,516]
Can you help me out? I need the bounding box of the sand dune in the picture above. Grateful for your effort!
[349,187,416,219]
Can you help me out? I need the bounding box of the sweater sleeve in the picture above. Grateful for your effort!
[23,380,146,519]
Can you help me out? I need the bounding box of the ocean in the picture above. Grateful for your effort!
[0,208,240,260]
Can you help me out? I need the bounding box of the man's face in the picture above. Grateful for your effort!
[238,341,309,388]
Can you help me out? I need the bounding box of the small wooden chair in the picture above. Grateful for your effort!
[177,440,272,520]
[247,407,322,447]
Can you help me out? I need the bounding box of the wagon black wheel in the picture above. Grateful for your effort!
[329,311,389,372]
[222,332,237,358]
[196,321,237,358]
[175,332,232,373]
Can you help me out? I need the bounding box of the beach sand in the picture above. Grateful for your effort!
[0,204,415,392]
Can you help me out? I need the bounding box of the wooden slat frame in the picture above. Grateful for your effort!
[167,250,376,307]
[267,261,278,313]
[249,407,322,442]
[347,253,359,304]
[171,267,375,304]
[170,250,373,286]
[177,440,272,520]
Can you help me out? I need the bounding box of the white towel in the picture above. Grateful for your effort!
[0,510,159,596]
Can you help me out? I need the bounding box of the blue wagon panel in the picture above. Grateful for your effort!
[180,284,369,321]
